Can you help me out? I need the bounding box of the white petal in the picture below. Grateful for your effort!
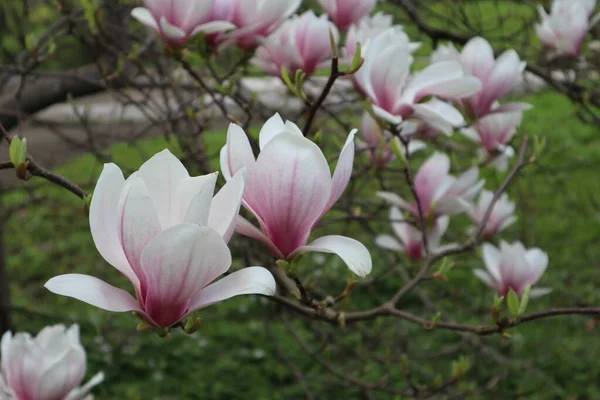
[375,234,403,251]
[89,164,138,285]
[259,113,290,150]
[321,130,356,216]
[208,170,246,242]
[160,16,186,40]
[482,243,502,283]
[372,105,403,125]
[131,7,159,31]
[222,124,255,180]
[179,173,219,227]
[191,21,236,36]
[293,235,373,277]
[65,372,105,400]
[44,274,143,313]
[473,268,497,290]
[189,267,276,311]
[376,191,413,210]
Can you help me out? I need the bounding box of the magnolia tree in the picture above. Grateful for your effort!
[0,0,599,398]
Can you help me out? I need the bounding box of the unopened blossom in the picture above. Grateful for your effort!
[318,0,378,31]
[225,0,302,49]
[536,0,599,57]
[1,324,104,400]
[359,112,425,167]
[460,190,517,239]
[131,0,235,47]
[354,29,481,134]
[45,150,276,328]
[376,206,449,260]
[220,114,372,277]
[343,14,420,64]
[474,241,551,297]
[432,37,527,118]
[377,152,484,218]
[252,11,338,77]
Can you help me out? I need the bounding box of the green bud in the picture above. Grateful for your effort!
[346,42,364,74]
[518,285,531,316]
[329,29,338,59]
[183,317,202,334]
[390,137,407,165]
[9,137,29,180]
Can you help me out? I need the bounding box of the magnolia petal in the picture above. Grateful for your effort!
[65,372,105,400]
[482,243,502,283]
[140,224,232,326]
[376,191,413,210]
[372,105,402,125]
[208,169,246,242]
[44,274,143,313]
[179,172,219,227]
[222,123,255,179]
[259,113,289,150]
[189,267,276,311]
[89,163,138,284]
[159,16,186,40]
[530,287,553,298]
[36,346,86,400]
[293,235,373,277]
[473,268,497,290]
[191,21,236,36]
[130,7,159,31]
[138,149,189,229]
[375,234,403,251]
[322,130,357,217]
[235,216,285,259]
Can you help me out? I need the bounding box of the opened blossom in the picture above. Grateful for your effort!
[318,0,378,31]
[224,0,301,49]
[536,0,599,57]
[376,207,450,260]
[220,114,372,277]
[432,37,528,118]
[359,112,425,167]
[460,190,517,239]
[45,150,276,328]
[1,324,104,400]
[354,29,481,134]
[252,11,338,77]
[343,14,420,64]
[131,0,235,47]
[474,241,551,297]
[378,152,484,218]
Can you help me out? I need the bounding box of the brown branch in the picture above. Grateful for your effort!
[302,57,342,135]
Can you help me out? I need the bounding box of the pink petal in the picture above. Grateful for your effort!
[178,173,219,227]
[414,152,451,212]
[460,37,496,80]
[140,224,232,327]
[292,235,372,277]
[258,113,299,150]
[89,163,138,285]
[116,175,162,285]
[189,267,276,311]
[245,134,332,257]
[235,216,284,259]
[44,274,143,313]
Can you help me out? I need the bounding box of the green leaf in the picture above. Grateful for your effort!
[507,288,520,317]
[518,285,531,316]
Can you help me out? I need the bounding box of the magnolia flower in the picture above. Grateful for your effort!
[377,152,484,218]
[252,11,338,77]
[474,241,551,297]
[45,150,276,328]
[1,324,104,400]
[318,0,378,31]
[225,0,302,49]
[536,0,599,57]
[434,37,527,118]
[359,112,425,167]
[131,0,235,47]
[343,14,420,64]
[220,114,372,277]
[461,190,517,239]
[376,207,449,260]
[354,29,481,134]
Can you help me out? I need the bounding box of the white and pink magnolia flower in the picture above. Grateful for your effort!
[220,114,372,277]
[359,112,425,167]
[225,0,302,49]
[45,150,276,328]
[377,152,484,218]
[536,0,599,57]
[252,11,338,77]
[131,0,235,47]
[460,190,517,239]
[354,29,481,134]
[432,37,527,118]
[376,206,449,260]
[474,241,551,297]
[343,14,420,64]
[318,0,378,31]
[1,324,104,400]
